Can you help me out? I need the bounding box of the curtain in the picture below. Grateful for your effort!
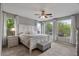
[70,16,76,44]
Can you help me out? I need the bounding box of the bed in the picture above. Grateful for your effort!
[19,34,49,55]
[18,24,50,55]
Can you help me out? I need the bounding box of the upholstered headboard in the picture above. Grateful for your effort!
[19,24,37,35]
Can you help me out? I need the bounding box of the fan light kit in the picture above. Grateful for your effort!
[40,16,45,19]
[35,10,53,19]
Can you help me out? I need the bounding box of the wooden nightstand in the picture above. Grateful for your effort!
[7,36,18,48]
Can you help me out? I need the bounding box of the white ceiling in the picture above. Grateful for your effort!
[2,3,79,21]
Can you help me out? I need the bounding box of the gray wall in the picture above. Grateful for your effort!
[14,16,35,35]
[0,3,1,56]
[76,14,79,29]
[17,16,35,34]
[0,3,3,55]
[19,16,35,25]
[75,14,79,55]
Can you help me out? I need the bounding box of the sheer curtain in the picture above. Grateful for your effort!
[14,16,19,35]
[70,16,76,44]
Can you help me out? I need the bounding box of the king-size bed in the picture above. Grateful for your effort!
[19,34,51,55]
[19,24,51,55]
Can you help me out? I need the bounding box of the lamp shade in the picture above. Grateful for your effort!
[11,28,15,31]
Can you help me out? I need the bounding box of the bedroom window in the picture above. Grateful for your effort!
[57,19,71,37]
[57,19,71,43]
[7,18,15,36]
[36,22,42,34]
[45,21,53,35]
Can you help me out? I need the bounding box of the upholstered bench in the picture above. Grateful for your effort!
[37,42,51,51]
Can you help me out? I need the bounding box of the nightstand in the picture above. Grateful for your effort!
[7,36,18,48]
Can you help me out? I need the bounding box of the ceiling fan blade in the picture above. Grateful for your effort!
[49,15,53,17]
[45,16,48,18]
[46,14,52,15]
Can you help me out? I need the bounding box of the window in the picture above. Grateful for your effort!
[57,19,71,37]
[7,18,15,36]
[45,21,53,35]
[36,22,42,34]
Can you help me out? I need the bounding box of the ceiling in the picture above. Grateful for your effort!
[2,3,79,21]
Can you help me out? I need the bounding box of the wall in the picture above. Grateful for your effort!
[0,3,1,56]
[17,16,35,34]
[0,3,3,55]
[75,14,79,55]
[73,14,79,46]
[19,16,34,25]
[76,14,79,29]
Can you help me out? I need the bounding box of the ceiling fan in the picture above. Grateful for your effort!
[34,10,53,19]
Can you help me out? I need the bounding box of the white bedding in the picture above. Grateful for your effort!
[19,34,49,48]
[19,34,50,55]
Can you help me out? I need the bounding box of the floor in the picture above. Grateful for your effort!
[2,41,77,56]
[40,41,77,56]
[2,44,42,56]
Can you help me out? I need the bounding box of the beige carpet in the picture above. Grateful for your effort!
[2,41,77,56]
[40,41,77,56]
